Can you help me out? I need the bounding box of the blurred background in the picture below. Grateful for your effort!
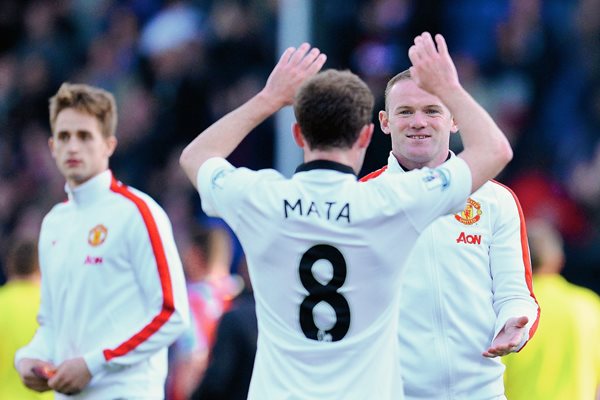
[0,0,599,296]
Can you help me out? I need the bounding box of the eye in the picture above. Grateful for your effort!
[77,130,92,140]
[57,131,70,141]
[425,109,441,115]
[397,109,413,116]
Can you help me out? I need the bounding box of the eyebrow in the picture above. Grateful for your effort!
[395,104,444,109]
[56,129,93,137]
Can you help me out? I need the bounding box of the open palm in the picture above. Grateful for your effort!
[482,316,529,358]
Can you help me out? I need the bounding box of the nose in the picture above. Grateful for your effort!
[65,137,81,152]
[409,111,428,129]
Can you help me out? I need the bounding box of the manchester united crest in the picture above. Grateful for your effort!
[454,198,482,225]
[88,224,108,246]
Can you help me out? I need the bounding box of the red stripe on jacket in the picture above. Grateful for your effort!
[103,177,175,361]
[360,166,388,182]
[361,167,540,346]
[491,179,540,347]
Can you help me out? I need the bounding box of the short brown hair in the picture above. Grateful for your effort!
[294,69,374,150]
[383,69,411,111]
[5,239,39,278]
[49,83,117,138]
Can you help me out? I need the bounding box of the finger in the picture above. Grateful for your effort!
[435,34,449,58]
[47,374,65,391]
[515,316,529,328]
[482,350,497,358]
[307,53,327,75]
[300,47,322,69]
[289,42,311,65]
[278,47,297,66]
[408,45,421,65]
[420,32,438,57]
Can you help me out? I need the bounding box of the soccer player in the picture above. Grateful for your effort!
[180,32,513,399]
[15,83,189,398]
[360,68,540,397]
[0,239,52,400]
[503,219,600,399]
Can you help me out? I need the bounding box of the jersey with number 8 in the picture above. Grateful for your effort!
[197,157,471,400]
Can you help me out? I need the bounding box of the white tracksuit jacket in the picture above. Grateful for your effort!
[362,153,540,400]
[15,170,189,399]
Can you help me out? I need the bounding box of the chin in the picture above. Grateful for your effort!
[66,173,90,186]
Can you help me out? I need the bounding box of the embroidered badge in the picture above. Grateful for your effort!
[211,168,231,189]
[423,167,450,190]
[88,224,108,246]
[454,198,482,225]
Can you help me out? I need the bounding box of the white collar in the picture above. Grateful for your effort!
[65,170,113,205]
[386,151,456,173]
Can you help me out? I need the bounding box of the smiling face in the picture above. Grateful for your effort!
[379,78,458,170]
[49,108,116,188]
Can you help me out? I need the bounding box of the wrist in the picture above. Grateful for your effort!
[255,90,288,115]
[434,82,465,103]
[83,351,105,376]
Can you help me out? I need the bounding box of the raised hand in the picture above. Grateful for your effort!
[483,316,529,358]
[407,32,460,97]
[262,43,327,109]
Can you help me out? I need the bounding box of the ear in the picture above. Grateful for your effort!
[379,110,391,135]
[357,123,374,149]
[48,136,56,159]
[450,117,459,134]
[292,122,305,148]
[105,136,118,157]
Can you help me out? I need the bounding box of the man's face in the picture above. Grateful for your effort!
[49,108,116,188]
[379,79,457,170]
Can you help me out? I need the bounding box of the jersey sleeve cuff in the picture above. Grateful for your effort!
[84,351,106,376]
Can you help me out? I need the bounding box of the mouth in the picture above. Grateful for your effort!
[65,159,81,167]
[407,135,430,140]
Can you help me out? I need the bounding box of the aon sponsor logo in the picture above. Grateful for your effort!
[456,232,481,245]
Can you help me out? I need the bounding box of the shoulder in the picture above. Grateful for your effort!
[359,166,388,182]
[201,158,284,191]
[478,180,523,210]
[570,284,600,307]
[41,200,70,225]
[109,180,170,222]
[487,179,519,198]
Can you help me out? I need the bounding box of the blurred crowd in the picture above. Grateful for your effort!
[1,0,600,293]
[1,0,599,398]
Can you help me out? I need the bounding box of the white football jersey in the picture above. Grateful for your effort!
[197,157,471,400]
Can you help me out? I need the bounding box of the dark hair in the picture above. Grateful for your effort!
[5,239,39,278]
[294,69,374,150]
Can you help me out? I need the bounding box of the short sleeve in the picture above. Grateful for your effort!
[379,156,472,232]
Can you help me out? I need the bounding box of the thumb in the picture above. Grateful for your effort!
[514,316,529,328]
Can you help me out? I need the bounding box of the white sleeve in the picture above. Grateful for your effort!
[197,157,240,218]
[379,156,472,232]
[490,185,540,349]
[196,157,277,227]
[83,200,190,375]
[14,218,55,366]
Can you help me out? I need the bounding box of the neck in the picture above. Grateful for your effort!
[393,150,451,171]
[304,148,361,174]
[9,274,40,284]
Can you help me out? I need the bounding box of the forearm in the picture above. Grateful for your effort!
[408,32,512,192]
[180,90,282,188]
[441,86,513,191]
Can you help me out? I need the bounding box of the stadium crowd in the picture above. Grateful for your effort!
[0,0,599,398]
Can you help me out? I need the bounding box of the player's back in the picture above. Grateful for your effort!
[245,168,413,399]
[197,157,471,399]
